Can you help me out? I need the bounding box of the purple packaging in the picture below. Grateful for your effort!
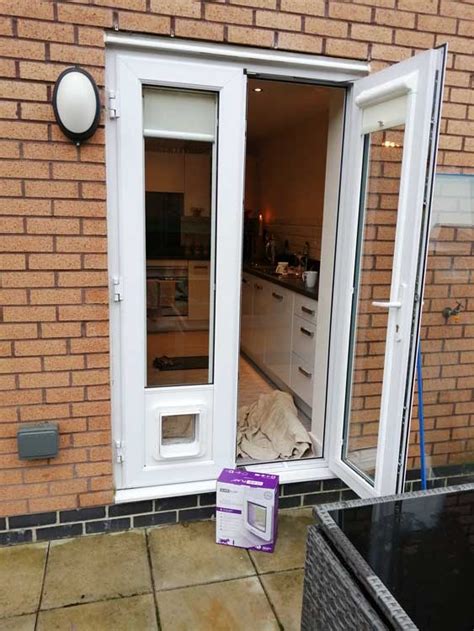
[216,468,279,553]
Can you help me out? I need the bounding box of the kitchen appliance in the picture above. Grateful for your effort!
[147,262,188,318]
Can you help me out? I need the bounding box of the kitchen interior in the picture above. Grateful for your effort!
[237,78,338,465]
[144,80,343,463]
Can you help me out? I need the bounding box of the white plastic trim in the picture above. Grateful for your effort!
[355,72,418,108]
[105,32,369,75]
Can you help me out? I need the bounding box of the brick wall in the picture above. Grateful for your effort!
[0,0,473,517]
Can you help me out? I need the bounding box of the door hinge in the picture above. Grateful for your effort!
[108,91,120,119]
[114,440,125,464]
[112,275,123,302]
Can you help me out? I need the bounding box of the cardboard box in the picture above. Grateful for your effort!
[216,468,279,552]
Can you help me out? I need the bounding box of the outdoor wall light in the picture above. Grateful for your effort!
[52,67,100,145]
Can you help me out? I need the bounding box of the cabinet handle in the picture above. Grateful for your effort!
[300,327,314,338]
[255,284,263,290]
[272,292,283,301]
[193,265,208,270]
[301,306,315,316]
[298,366,312,379]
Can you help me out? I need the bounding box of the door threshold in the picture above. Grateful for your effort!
[115,462,336,504]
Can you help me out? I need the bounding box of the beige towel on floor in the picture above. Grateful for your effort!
[237,391,311,460]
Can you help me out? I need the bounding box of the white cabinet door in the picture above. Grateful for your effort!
[328,46,447,498]
[240,273,253,353]
[265,285,293,384]
[252,277,268,365]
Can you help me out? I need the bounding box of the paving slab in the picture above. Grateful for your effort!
[0,614,36,631]
[249,508,313,574]
[37,594,158,631]
[0,542,48,618]
[261,569,304,631]
[157,576,279,631]
[148,521,255,590]
[42,531,152,610]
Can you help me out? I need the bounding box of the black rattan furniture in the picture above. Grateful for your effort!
[301,483,474,630]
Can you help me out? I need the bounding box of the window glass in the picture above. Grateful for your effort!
[343,125,405,483]
[408,173,474,480]
[143,88,217,388]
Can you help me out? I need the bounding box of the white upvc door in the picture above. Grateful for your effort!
[328,47,447,497]
[108,50,246,490]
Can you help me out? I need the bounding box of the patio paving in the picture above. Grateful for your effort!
[0,508,311,630]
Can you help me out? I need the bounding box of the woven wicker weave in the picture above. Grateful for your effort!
[302,525,388,630]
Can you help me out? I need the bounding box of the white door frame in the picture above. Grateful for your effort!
[106,37,369,502]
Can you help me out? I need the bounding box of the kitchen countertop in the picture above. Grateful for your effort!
[243,265,318,300]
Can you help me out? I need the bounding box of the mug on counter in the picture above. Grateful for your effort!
[303,270,318,288]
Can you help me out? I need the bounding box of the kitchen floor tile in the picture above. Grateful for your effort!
[0,542,48,618]
[148,521,255,590]
[37,594,158,631]
[157,577,279,631]
[261,569,304,631]
[249,508,312,574]
[41,531,151,610]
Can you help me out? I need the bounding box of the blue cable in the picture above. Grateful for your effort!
[416,343,427,490]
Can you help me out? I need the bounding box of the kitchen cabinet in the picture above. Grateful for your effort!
[188,261,210,321]
[264,285,293,384]
[241,271,318,409]
[290,354,314,407]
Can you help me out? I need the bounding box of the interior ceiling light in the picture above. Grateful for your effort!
[52,67,101,145]
[381,140,402,148]
[253,87,263,93]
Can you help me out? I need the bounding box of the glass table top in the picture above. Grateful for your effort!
[329,489,474,631]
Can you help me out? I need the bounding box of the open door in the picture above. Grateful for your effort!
[329,46,447,498]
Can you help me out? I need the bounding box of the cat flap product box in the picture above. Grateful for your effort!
[216,468,279,552]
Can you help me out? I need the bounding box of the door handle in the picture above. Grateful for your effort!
[371,301,402,309]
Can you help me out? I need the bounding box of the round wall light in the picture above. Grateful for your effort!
[52,67,100,145]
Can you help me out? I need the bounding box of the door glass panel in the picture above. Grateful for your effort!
[143,88,217,388]
[343,125,405,483]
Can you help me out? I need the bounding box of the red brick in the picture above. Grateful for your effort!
[17,19,75,42]
[29,254,82,270]
[58,305,108,321]
[40,323,82,339]
[119,11,170,34]
[227,25,274,47]
[150,0,201,18]
[57,4,113,27]
[205,4,253,25]
[14,339,66,356]
[19,372,70,389]
[3,306,56,322]
[278,32,322,53]
[26,218,80,235]
[43,355,85,371]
